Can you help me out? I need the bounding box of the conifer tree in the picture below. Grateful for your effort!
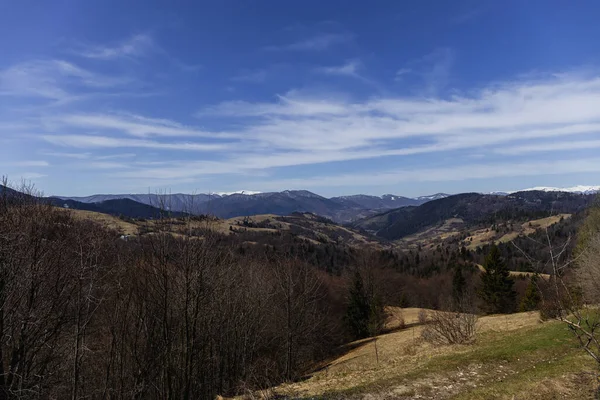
[479,245,516,314]
[452,264,467,304]
[519,275,541,312]
[345,271,371,339]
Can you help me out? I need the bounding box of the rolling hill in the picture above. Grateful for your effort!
[353,191,595,241]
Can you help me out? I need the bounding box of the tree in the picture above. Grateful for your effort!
[345,271,371,340]
[519,275,541,312]
[479,245,516,314]
[452,265,466,304]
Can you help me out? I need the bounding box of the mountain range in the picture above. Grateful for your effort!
[352,190,595,240]
[53,191,451,222]
[53,185,598,222]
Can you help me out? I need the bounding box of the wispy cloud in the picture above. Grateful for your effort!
[0,60,129,100]
[396,47,455,95]
[316,60,361,77]
[4,160,49,167]
[48,113,235,138]
[496,139,600,155]
[264,32,352,51]
[42,135,230,152]
[240,158,600,191]
[77,34,155,60]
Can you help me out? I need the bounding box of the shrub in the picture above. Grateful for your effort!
[422,310,478,345]
[422,297,477,345]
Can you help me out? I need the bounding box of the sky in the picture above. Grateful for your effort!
[1,0,600,197]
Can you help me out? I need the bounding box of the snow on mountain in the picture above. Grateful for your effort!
[413,193,450,201]
[512,185,600,195]
[215,190,262,196]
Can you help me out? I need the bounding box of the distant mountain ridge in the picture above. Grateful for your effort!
[352,190,595,241]
[513,185,600,195]
[56,190,449,222]
[54,186,598,223]
[1,185,183,219]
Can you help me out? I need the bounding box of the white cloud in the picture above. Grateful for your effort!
[42,134,229,151]
[240,158,600,190]
[78,34,155,60]
[16,173,46,180]
[316,60,361,77]
[21,61,600,188]
[4,160,49,167]
[396,48,455,94]
[49,113,236,138]
[394,68,412,81]
[264,33,352,51]
[0,60,131,102]
[496,139,600,155]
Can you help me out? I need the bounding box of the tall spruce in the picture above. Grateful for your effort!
[452,265,467,304]
[479,245,516,314]
[345,271,371,340]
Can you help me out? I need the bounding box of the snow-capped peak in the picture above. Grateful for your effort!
[215,190,262,196]
[414,193,450,201]
[512,185,600,195]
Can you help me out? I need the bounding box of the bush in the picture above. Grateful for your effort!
[421,297,478,345]
[422,310,478,345]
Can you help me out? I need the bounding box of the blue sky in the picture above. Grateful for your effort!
[2,0,600,197]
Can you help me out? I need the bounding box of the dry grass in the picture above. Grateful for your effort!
[64,209,139,235]
[270,311,594,399]
[497,214,571,244]
[475,264,551,280]
[464,214,571,250]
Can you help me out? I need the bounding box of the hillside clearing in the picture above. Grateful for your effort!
[64,208,139,235]
[465,214,571,250]
[271,311,595,399]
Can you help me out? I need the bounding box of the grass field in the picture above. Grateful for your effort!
[271,311,596,399]
[65,208,139,235]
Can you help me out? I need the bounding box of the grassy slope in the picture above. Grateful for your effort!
[274,311,596,399]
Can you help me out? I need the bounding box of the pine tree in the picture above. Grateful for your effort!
[519,275,541,312]
[345,271,371,340]
[479,245,516,314]
[452,264,467,304]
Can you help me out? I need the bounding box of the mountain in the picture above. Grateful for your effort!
[329,194,422,209]
[197,190,347,219]
[352,190,595,241]
[50,198,186,219]
[54,193,218,214]
[515,185,600,195]
[56,190,446,222]
[2,185,184,219]
[413,193,450,201]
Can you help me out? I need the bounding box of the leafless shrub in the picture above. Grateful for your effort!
[421,299,478,345]
[418,309,428,325]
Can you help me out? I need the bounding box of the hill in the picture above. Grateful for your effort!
[1,185,183,219]
[353,191,594,241]
[266,310,594,399]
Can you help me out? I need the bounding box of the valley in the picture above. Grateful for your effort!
[1,183,599,399]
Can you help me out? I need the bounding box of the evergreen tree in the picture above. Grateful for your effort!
[479,245,516,314]
[519,275,541,312]
[452,264,467,304]
[344,271,371,340]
